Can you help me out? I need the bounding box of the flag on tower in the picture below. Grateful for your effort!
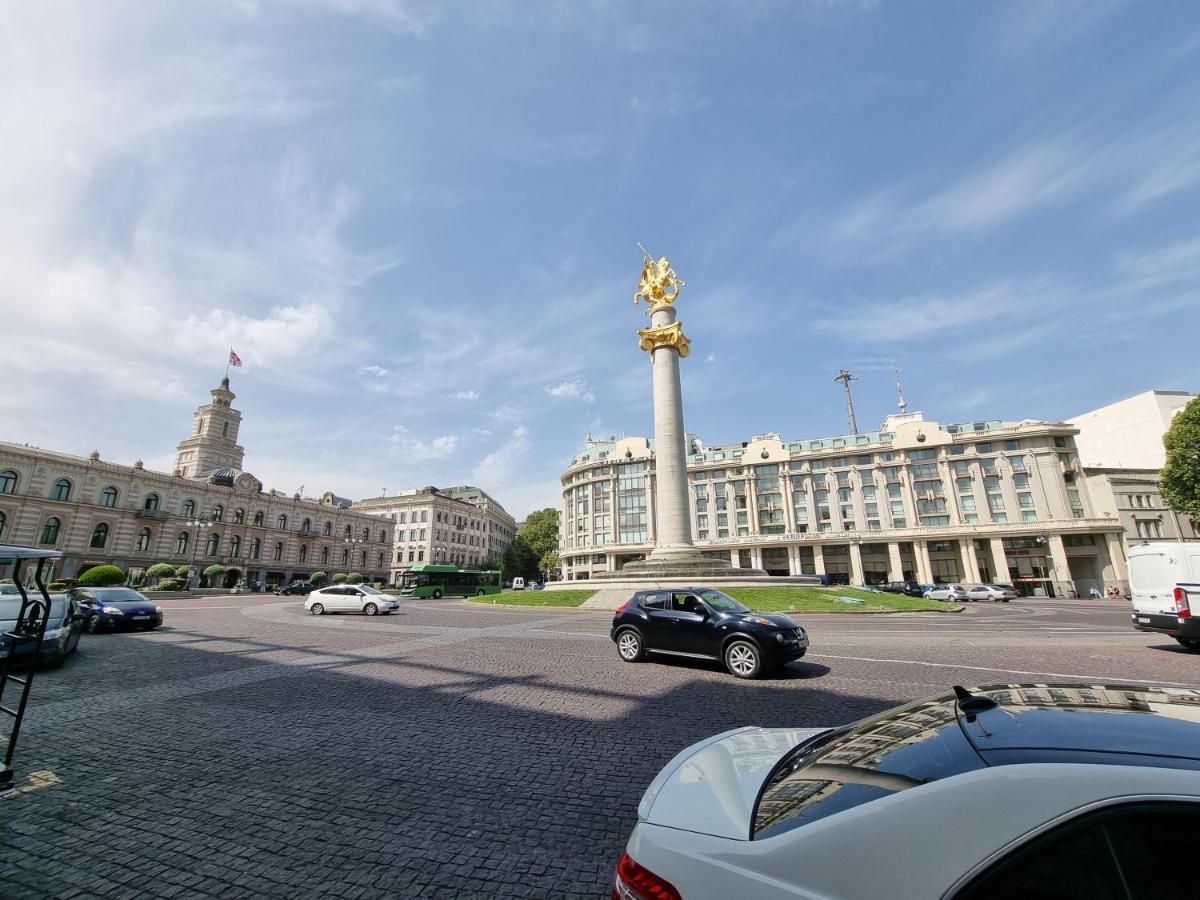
[229,349,243,367]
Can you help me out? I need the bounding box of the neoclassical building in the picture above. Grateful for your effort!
[0,378,390,587]
[558,411,1129,597]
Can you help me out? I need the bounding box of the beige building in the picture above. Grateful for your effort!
[1068,390,1194,469]
[0,377,390,587]
[354,484,517,584]
[559,411,1128,597]
[1083,469,1200,544]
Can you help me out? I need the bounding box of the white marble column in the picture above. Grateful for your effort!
[1047,533,1074,597]
[914,540,933,583]
[849,543,865,586]
[812,544,826,577]
[960,540,982,583]
[646,301,695,562]
[886,542,904,581]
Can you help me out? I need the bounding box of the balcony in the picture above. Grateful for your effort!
[136,509,168,520]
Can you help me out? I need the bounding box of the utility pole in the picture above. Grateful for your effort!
[834,369,859,435]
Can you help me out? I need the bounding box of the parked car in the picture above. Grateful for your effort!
[878,581,925,598]
[0,592,83,667]
[512,577,526,591]
[965,584,1016,603]
[529,582,542,591]
[276,581,316,596]
[1128,540,1200,651]
[611,587,809,679]
[614,682,1200,900]
[304,585,399,616]
[924,584,968,602]
[69,586,163,632]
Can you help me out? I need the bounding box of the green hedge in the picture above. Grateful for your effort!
[78,565,126,587]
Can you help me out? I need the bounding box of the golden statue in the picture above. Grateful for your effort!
[634,242,685,311]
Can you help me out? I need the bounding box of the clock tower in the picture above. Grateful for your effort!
[173,377,246,478]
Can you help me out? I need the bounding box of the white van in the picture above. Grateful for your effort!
[1128,541,1200,652]
[511,577,526,591]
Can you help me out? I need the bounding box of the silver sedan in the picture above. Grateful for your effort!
[966,584,1016,602]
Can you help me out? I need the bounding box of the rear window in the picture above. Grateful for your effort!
[753,695,983,839]
[639,592,666,610]
[1130,552,1173,592]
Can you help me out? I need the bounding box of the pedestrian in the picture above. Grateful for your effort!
[1089,586,1102,600]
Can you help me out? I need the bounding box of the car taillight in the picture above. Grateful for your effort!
[1175,586,1191,619]
[615,602,630,615]
[612,852,681,900]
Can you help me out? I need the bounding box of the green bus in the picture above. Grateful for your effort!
[397,564,502,599]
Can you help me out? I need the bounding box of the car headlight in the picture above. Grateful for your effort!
[154,606,162,613]
[101,606,123,615]
[747,616,772,626]
[43,627,64,640]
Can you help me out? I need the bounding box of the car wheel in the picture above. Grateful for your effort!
[432,589,442,599]
[725,640,762,679]
[1002,598,1010,602]
[1175,638,1200,653]
[364,602,379,616]
[85,614,101,634]
[616,629,644,662]
[309,602,325,616]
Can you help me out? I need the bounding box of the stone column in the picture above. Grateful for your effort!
[887,542,904,582]
[1104,532,1128,591]
[914,540,933,584]
[1047,533,1073,598]
[849,542,865,586]
[960,540,982,583]
[989,538,1008,583]
[812,544,826,578]
[646,301,695,563]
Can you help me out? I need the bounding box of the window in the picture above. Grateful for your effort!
[0,509,7,541]
[301,518,311,533]
[299,544,307,563]
[90,522,109,548]
[379,529,386,543]
[321,546,329,564]
[183,499,196,518]
[222,421,229,437]
[0,470,17,494]
[1054,436,1067,448]
[231,535,242,558]
[344,524,352,539]
[39,517,61,545]
[251,537,261,559]
[213,505,224,522]
[206,533,220,556]
[137,527,153,552]
[277,515,288,530]
[273,542,284,561]
[949,444,965,455]
[977,442,992,453]
[1004,439,1021,451]
[100,487,118,508]
[254,511,264,527]
[341,548,349,565]
[51,479,71,501]
[175,532,188,554]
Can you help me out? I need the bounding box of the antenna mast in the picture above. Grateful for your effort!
[894,364,908,413]
[834,369,859,435]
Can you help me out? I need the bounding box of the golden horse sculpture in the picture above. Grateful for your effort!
[634,243,686,311]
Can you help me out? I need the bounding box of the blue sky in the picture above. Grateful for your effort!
[4,1,1199,517]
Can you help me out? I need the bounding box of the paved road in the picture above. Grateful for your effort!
[2,595,1195,898]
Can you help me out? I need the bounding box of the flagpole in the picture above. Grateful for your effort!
[225,347,232,380]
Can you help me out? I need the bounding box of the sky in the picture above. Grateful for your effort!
[3,1,1199,519]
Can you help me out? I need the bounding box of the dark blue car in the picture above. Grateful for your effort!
[69,586,163,633]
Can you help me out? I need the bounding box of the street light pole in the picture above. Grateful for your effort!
[187,519,213,588]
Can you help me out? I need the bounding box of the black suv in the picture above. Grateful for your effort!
[879,581,926,598]
[276,582,315,596]
[610,587,809,679]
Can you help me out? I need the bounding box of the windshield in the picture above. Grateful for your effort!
[696,589,748,613]
[359,585,384,595]
[0,596,68,619]
[75,587,148,604]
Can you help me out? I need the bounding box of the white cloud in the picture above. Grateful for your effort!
[705,353,717,363]
[454,389,480,401]
[1116,236,1200,289]
[360,365,392,377]
[544,378,596,403]
[490,405,523,421]
[388,426,459,461]
[473,425,532,486]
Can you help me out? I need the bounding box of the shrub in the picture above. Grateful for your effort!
[78,565,126,587]
[346,572,364,584]
[175,565,189,579]
[157,577,186,591]
[331,572,348,584]
[146,563,176,579]
[47,581,68,591]
[310,571,328,586]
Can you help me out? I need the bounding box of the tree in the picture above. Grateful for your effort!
[310,571,328,586]
[346,572,364,584]
[539,550,561,582]
[202,563,226,587]
[520,508,560,560]
[145,563,175,583]
[480,555,503,572]
[158,577,186,591]
[175,565,189,579]
[332,572,348,584]
[1162,396,1200,521]
[502,535,539,582]
[78,564,126,587]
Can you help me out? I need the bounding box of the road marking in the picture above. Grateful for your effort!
[815,653,1196,687]
[161,605,247,610]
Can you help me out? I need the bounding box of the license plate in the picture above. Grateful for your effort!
[133,615,151,620]
[1137,616,1151,623]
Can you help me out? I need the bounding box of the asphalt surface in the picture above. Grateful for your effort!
[2,593,1196,898]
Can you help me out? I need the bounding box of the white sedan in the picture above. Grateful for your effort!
[304,585,399,616]
[965,583,1017,602]
[924,583,968,602]
[614,683,1200,900]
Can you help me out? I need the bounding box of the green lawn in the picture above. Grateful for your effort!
[725,586,958,613]
[467,589,597,608]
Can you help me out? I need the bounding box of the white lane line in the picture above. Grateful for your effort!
[161,605,247,610]
[815,653,1197,687]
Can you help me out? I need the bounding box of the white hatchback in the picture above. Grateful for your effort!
[924,583,968,602]
[304,585,399,616]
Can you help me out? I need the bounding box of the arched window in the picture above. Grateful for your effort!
[234,508,245,524]
[222,421,229,437]
[143,493,160,512]
[343,524,352,539]
[360,550,367,566]
[273,542,284,562]
[0,470,17,494]
[100,487,118,508]
[39,517,60,545]
[253,511,264,527]
[51,479,71,502]
[176,532,189,554]
[230,535,242,558]
[323,521,331,536]
[90,523,109,549]
[136,527,153,552]
[0,510,6,542]
[377,552,384,567]
[277,515,288,530]
[183,499,196,518]
[206,533,220,556]
[250,537,261,559]
[299,544,308,563]
[301,518,311,533]
[212,504,224,522]
[341,548,348,565]
[321,546,329,564]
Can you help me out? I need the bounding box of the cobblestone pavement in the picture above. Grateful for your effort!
[2,595,1195,898]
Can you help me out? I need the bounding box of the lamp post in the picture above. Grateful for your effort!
[186,519,214,588]
[344,530,365,575]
